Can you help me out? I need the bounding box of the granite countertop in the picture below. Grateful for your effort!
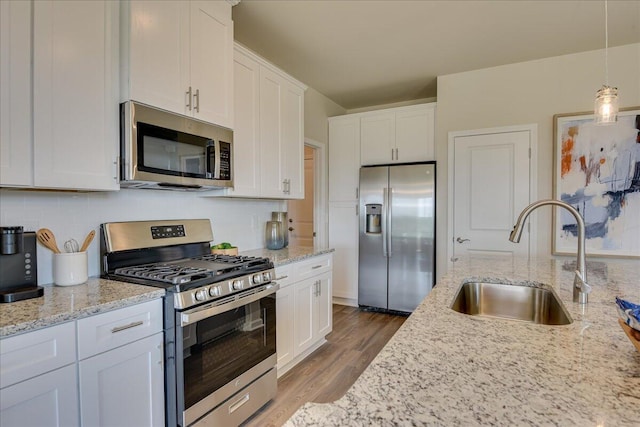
[0,278,164,338]
[241,246,334,266]
[286,255,640,426]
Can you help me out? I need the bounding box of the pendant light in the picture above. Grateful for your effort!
[594,0,618,125]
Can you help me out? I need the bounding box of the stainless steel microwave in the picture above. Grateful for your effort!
[120,101,233,191]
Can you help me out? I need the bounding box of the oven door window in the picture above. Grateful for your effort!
[137,122,213,179]
[182,295,276,410]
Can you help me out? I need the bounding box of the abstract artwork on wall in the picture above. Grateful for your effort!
[553,108,640,258]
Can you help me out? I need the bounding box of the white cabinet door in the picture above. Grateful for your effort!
[0,0,32,187]
[124,1,232,129]
[328,116,360,202]
[358,104,436,166]
[395,106,435,163]
[293,278,315,356]
[228,49,261,197]
[281,82,305,199]
[259,66,285,198]
[328,202,359,302]
[189,1,233,128]
[0,364,79,427]
[79,333,164,427]
[126,0,189,115]
[275,283,295,371]
[315,272,333,338]
[360,112,395,166]
[33,0,119,191]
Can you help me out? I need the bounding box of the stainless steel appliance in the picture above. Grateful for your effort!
[120,101,233,191]
[0,226,42,303]
[358,162,436,313]
[101,219,277,427]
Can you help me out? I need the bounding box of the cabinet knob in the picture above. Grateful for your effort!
[288,227,294,232]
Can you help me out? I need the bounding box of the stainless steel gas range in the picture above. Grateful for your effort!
[100,219,278,427]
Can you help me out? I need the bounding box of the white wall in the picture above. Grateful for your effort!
[304,86,347,144]
[435,43,640,277]
[0,189,281,285]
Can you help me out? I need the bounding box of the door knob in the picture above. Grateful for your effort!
[288,227,294,231]
[456,237,470,243]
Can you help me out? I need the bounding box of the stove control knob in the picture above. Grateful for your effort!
[232,280,243,290]
[252,274,263,285]
[195,289,208,301]
[262,272,271,282]
[209,286,221,297]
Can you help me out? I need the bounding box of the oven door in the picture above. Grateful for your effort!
[177,284,278,426]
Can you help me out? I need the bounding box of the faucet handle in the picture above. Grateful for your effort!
[574,270,591,293]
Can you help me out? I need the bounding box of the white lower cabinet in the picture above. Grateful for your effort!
[328,202,359,305]
[276,265,295,373]
[79,333,164,427]
[275,254,333,377]
[0,299,164,427]
[0,364,79,427]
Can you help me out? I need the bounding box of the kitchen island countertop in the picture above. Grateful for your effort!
[0,278,164,338]
[241,246,334,266]
[286,255,640,426]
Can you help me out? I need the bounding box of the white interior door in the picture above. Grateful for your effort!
[452,128,533,261]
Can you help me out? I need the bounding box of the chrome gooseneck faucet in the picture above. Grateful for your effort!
[509,199,591,304]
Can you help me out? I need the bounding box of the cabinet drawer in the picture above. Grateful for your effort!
[77,299,162,360]
[274,264,295,289]
[0,321,76,389]
[294,254,332,281]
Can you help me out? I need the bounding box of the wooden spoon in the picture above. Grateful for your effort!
[79,230,96,252]
[36,228,61,254]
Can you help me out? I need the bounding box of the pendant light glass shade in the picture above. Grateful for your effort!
[594,85,619,124]
[594,0,618,125]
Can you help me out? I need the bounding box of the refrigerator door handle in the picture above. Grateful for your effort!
[382,188,388,257]
[388,187,393,257]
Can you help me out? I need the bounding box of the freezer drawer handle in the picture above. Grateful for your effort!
[228,393,250,414]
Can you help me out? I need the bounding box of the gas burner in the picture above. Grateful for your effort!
[194,254,261,263]
[115,264,214,285]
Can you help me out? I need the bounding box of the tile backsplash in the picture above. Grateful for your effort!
[0,189,282,285]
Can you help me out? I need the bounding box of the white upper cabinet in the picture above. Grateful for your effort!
[360,112,395,166]
[227,44,306,200]
[0,0,32,187]
[360,103,436,166]
[227,48,261,197]
[122,0,233,129]
[328,116,361,202]
[0,0,120,191]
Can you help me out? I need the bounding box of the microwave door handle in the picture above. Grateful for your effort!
[206,141,217,179]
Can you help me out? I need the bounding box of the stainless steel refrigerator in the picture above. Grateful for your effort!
[358,162,436,313]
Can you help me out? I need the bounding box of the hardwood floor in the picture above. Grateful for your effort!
[242,305,407,427]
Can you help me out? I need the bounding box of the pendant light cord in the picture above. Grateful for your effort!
[605,0,609,86]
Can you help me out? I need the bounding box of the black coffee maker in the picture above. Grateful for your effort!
[0,226,43,302]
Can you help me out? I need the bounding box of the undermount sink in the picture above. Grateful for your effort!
[450,281,573,325]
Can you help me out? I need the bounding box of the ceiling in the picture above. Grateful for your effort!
[232,0,640,110]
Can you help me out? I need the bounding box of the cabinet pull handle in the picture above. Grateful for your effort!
[111,320,144,334]
[275,275,289,280]
[312,265,322,269]
[317,280,322,296]
[194,88,200,113]
[391,148,394,160]
[186,86,192,110]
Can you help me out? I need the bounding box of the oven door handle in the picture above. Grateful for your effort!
[180,283,280,327]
